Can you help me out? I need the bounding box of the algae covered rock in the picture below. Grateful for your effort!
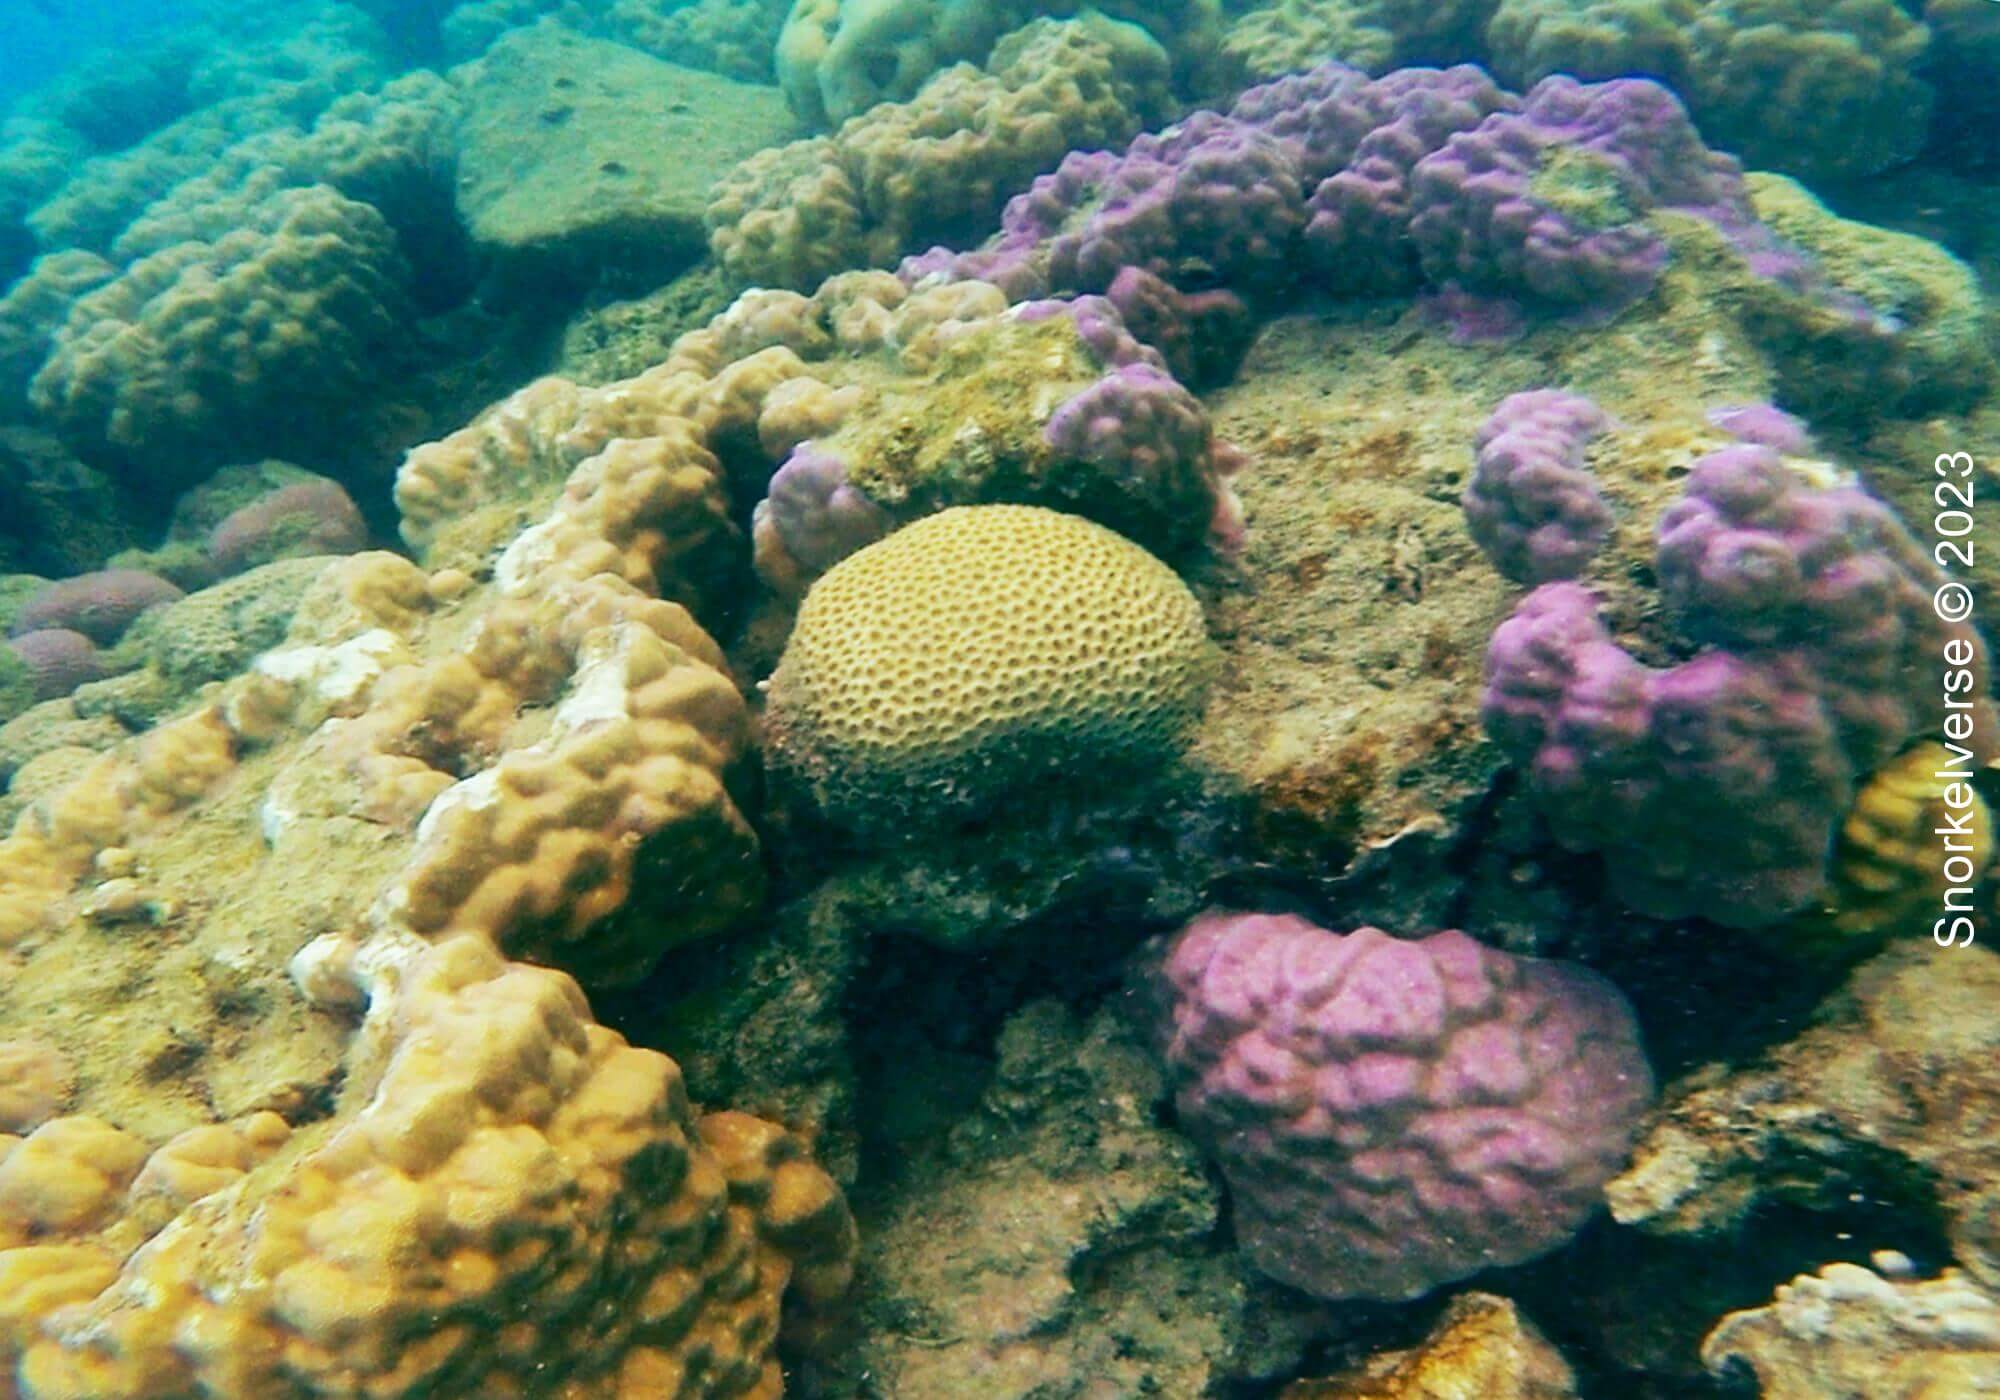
[1702,1262,2000,1397]
[765,504,1216,835]
[453,20,797,293]
[811,999,1330,1395]
[1283,1293,1580,1399]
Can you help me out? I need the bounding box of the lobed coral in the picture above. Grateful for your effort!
[749,295,1240,592]
[1221,0,1398,82]
[775,0,1220,127]
[0,309,857,1389]
[1,937,855,1397]
[1461,388,1612,584]
[710,14,1171,290]
[31,185,410,488]
[765,504,1214,834]
[1482,444,1994,925]
[1150,911,1653,1301]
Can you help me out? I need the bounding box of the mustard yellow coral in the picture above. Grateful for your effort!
[767,504,1214,831]
[1796,741,1996,944]
[2,938,853,1398]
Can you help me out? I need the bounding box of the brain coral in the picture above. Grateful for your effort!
[766,504,1214,833]
[1150,911,1655,1302]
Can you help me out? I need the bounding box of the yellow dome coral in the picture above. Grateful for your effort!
[766,504,1214,832]
[1792,741,1995,946]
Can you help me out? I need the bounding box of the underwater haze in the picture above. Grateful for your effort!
[0,0,183,111]
[0,1,1996,1397]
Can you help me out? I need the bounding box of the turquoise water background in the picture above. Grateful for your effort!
[0,1,179,111]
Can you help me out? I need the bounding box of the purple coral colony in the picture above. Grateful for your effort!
[0,0,1995,1396]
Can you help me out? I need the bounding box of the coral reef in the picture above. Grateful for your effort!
[1283,1293,1579,1399]
[1609,943,2000,1289]
[0,1,1995,1391]
[30,185,411,488]
[1702,1261,2000,1397]
[454,21,796,293]
[774,0,1221,127]
[1150,911,1653,1301]
[1482,443,1994,925]
[766,504,1214,835]
[709,14,1170,290]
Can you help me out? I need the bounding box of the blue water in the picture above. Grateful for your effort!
[0,0,183,114]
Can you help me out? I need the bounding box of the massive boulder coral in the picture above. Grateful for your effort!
[1483,0,1935,181]
[1731,172,1995,420]
[708,14,1171,290]
[21,7,397,259]
[1149,910,1653,1302]
[105,70,464,283]
[1482,443,1994,926]
[29,185,410,488]
[775,0,1221,127]
[1220,0,1399,83]
[0,332,852,1392]
[765,504,1215,835]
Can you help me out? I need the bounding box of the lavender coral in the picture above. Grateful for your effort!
[207,477,368,576]
[8,568,182,645]
[751,443,894,594]
[5,628,106,702]
[1483,446,1995,925]
[1408,76,1749,331]
[1462,388,1612,583]
[1150,911,1654,1302]
[907,63,1803,343]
